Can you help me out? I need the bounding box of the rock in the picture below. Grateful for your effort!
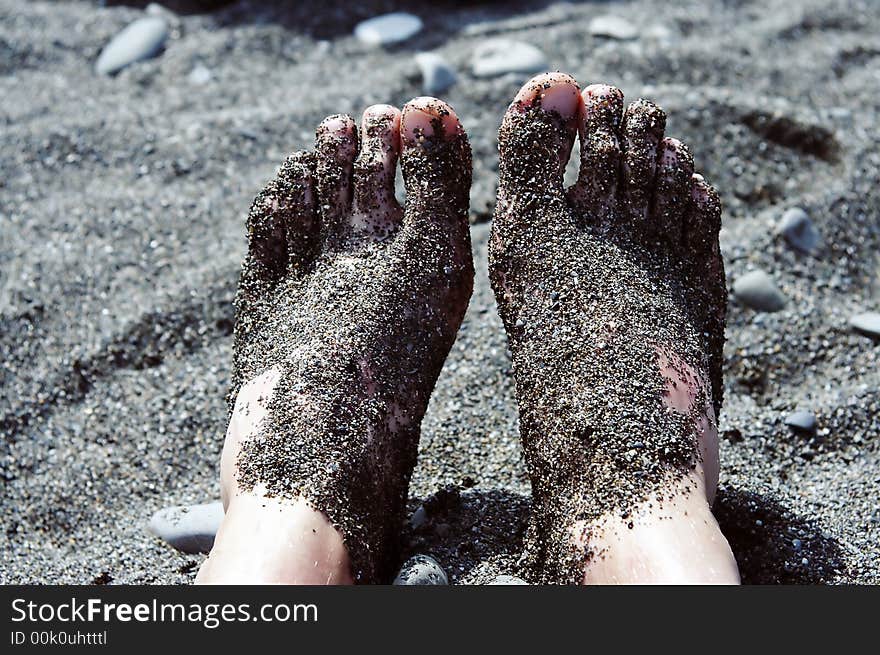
[354,13,423,46]
[472,40,548,78]
[589,15,639,40]
[95,17,169,75]
[778,207,821,254]
[488,575,528,585]
[850,312,880,339]
[733,270,787,312]
[393,555,448,585]
[785,411,817,434]
[148,501,223,553]
[415,52,457,95]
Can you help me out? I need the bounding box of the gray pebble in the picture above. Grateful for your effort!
[785,410,817,434]
[472,40,548,78]
[393,555,448,585]
[850,312,880,339]
[354,13,422,46]
[148,501,223,554]
[188,64,212,85]
[778,207,821,254]
[95,16,169,75]
[415,52,457,95]
[733,270,787,312]
[488,575,528,585]
[409,504,427,530]
[589,15,639,40]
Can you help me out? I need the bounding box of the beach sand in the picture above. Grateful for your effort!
[1,0,878,584]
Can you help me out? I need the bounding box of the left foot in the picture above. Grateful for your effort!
[490,73,738,584]
[198,98,473,583]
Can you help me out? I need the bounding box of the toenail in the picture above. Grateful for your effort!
[319,115,354,135]
[512,73,580,119]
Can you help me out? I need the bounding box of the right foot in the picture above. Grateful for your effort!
[490,73,738,583]
[198,98,473,584]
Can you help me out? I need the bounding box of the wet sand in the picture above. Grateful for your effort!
[1,0,878,583]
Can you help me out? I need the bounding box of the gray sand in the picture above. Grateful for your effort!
[1,0,878,584]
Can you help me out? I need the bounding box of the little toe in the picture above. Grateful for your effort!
[685,173,722,256]
[568,83,624,222]
[651,137,694,245]
[497,73,581,206]
[315,114,358,245]
[352,104,402,240]
[621,99,666,227]
[245,151,317,281]
[399,96,472,226]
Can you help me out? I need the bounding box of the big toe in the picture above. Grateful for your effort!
[399,97,472,227]
[498,72,581,203]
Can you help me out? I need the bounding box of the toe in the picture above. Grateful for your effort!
[315,114,358,244]
[352,104,402,239]
[498,73,581,202]
[245,151,318,281]
[399,96,472,226]
[568,83,624,221]
[685,173,722,255]
[651,138,694,244]
[621,99,666,226]
[685,172,725,416]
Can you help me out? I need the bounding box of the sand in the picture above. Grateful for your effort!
[1,0,878,584]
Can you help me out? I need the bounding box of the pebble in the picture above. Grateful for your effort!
[354,13,423,46]
[393,555,448,585]
[472,40,548,78]
[188,64,212,85]
[785,411,817,434]
[95,16,169,75]
[409,505,427,530]
[415,52,457,95]
[849,312,880,339]
[148,501,223,554]
[589,15,639,40]
[733,270,787,312]
[488,575,528,585]
[778,207,821,254]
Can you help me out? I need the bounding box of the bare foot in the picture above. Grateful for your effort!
[490,73,738,584]
[197,98,473,584]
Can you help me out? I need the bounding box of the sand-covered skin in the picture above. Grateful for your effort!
[1,0,878,584]
[227,106,472,583]
[489,82,726,582]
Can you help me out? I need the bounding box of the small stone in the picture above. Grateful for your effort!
[792,538,803,551]
[393,555,448,585]
[850,312,880,340]
[488,575,528,585]
[785,411,817,434]
[148,501,223,554]
[354,13,422,46]
[472,40,548,78]
[778,207,821,254]
[409,505,427,530]
[733,270,787,312]
[415,52,457,95]
[589,15,639,40]
[188,64,212,85]
[96,17,169,75]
